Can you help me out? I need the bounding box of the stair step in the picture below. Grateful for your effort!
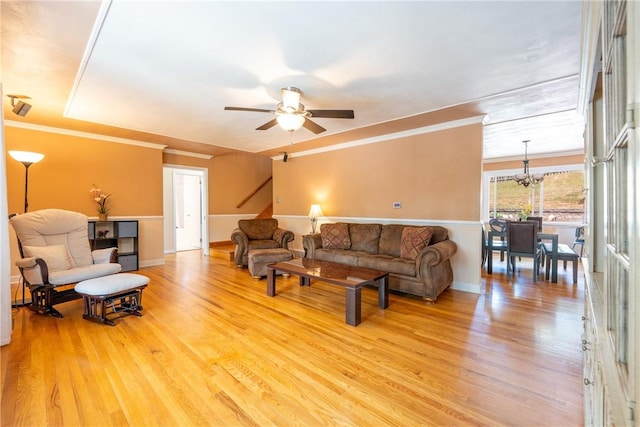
[209,241,235,261]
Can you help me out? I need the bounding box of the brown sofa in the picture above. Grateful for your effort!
[231,218,295,267]
[302,222,457,301]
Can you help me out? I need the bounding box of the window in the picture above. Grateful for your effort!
[484,166,585,223]
[602,0,630,391]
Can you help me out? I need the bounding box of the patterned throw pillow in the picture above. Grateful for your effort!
[320,223,351,249]
[400,227,433,260]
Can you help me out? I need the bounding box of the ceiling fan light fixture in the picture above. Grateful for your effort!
[281,87,301,110]
[277,113,305,132]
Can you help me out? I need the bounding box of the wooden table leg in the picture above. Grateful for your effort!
[267,267,276,296]
[345,286,362,326]
[378,276,389,309]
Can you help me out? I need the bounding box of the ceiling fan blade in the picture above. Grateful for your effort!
[224,106,275,114]
[303,118,326,134]
[256,118,278,131]
[307,109,355,119]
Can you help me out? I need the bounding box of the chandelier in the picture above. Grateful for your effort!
[513,140,544,187]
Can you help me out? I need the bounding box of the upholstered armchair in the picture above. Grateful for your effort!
[9,209,122,318]
[230,218,294,267]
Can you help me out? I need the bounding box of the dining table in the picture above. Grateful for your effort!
[486,229,559,283]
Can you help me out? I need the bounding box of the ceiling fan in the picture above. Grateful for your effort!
[224,87,354,134]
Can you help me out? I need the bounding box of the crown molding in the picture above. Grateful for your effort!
[164,149,213,159]
[272,115,486,161]
[5,120,167,150]
[483,149,584,164]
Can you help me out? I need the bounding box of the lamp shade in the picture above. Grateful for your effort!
[277,114,305,132]
[308,204,324,218]
[9,150,44,164]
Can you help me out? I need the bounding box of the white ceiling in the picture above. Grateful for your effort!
[2,0,585,159]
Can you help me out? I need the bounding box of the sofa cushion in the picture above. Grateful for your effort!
[349,223,382,254]
[378,224,406,257]
[238,218,278,240]
[49,263,122,286]
[357,255,416,277]
[23,244,72,272]
[314,249,360,266]
[321,223,351,249]
[400,226,433,260]
[247,240,281,251]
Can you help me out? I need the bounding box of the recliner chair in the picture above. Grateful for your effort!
[231,218,294,267]
[10,209,122,318]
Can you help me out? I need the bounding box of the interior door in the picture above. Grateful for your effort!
[174,172,202,251]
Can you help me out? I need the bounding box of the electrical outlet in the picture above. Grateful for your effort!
[393,202,402,209]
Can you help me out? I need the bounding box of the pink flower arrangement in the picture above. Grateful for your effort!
[90,185,112,214]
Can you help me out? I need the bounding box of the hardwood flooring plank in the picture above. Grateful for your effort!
[1,251,584,426]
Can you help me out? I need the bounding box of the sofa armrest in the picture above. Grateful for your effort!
[417,240,457,267]
[302,233,322,258]
[230,228,249,266]
[415,240,457,297]
[273,228,295,249]
[92,247,118,264]
[15,257,48,286]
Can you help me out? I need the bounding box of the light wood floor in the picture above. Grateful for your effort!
[2,251,584,426]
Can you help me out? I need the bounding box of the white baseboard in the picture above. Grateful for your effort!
[139,259,165,268]
[451,281,482,294]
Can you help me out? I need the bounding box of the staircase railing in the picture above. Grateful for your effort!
[236,176,272,209]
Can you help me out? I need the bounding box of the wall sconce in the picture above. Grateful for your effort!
[308,204,324,233]
[9,150,45,212]
[7,95,32,117]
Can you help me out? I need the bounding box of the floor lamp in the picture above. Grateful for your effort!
[9,150,44,213]
[9,150,44,308]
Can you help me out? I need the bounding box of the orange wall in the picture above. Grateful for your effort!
[163,151,272,214]
[273,123,483,220]
[5,126,163,216]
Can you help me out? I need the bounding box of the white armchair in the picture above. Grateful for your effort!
[10,209,122,318]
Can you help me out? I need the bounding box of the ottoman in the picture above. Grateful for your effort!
[248,248,293,278]
[75,273,149,326]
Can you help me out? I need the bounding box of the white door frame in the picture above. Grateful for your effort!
[162,164,209,256]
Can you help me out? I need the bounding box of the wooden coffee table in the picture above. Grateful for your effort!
[266,258,389,326]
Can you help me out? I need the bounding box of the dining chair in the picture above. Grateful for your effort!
[483,221,508,268]
[526,216,543,231]
[571,226,585,256]
[506,221,542,280]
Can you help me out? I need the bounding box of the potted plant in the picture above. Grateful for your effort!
[90,185,111,221]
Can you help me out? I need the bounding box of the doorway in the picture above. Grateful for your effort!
[175,173,201,251]
[162,166,209,256]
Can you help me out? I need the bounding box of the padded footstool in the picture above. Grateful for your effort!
[248,248,293,278]
[75,273,149,326]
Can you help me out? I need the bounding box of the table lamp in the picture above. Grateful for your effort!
[308,204,324,233]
